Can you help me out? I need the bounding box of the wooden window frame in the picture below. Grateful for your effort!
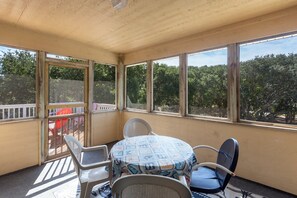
[92,62,117,113]
[124,62,148,112]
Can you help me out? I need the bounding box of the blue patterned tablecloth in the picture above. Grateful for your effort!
[111,135,197,184]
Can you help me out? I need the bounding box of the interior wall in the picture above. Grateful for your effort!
[91,111,120,145]
[0,21,118,65]
[122,112,297,195]
[0,120,40,176]
[122,112,297,194]
[124,6,297,65]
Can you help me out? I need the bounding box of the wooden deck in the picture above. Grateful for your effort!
[48,125,84,157]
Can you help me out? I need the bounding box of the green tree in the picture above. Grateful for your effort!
[126,64,147,107]
[188,64,227,117]
[93,63,116,104]
[0,50,36,104]
[240,54,297,124]
[153,63,179,112]
[49,66,85,103]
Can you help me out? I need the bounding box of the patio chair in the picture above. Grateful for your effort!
[123,118,156,138]
[64,135,112,198]
[111,174,192,198]
[49,108,73,136]
[190,138,239,196]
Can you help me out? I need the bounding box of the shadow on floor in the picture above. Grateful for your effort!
[0,156,78,198]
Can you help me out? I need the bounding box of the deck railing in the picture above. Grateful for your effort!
[93,103,116,111]
[0,104,36,120]
[0,103,116,121]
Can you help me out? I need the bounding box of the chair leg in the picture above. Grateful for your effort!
[85,183,95,198]
[222,190,226,198]
[80,182,87,198]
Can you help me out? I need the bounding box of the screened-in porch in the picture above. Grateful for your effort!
[0,0,297,197]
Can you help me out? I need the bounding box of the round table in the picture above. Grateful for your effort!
[110,135,197,184]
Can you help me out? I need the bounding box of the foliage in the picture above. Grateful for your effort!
[0,50,36,104]
[153,63,179,112]
[49,62,116,103]
[240,54,297,124]
[49,65,85,103]
[93,63,116,104]
[188,64,227,117]
[126,64,146,108]
[0,49,296,125]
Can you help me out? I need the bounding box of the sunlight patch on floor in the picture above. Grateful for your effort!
[26,156,78,197]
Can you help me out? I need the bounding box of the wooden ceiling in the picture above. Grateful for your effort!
[1,0,297,54]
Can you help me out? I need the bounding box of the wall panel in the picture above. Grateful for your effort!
[91,112,120,145]
[0,120,40,175]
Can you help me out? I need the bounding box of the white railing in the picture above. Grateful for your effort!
[0,104,36,120]
[49,106,85,116]
[0,103,116,121]
[48,103,116,116]
[93,103,116,112]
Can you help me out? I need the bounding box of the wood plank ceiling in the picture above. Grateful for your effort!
[1,0,297,54]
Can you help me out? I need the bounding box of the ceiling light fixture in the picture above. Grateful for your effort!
[111,0,128,10]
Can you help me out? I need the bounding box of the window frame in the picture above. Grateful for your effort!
[152,55,181,115]
[125,62,148,112]
[92,62,117,113]
[186,46,230,121]
[122,32,297,130]
[0,44,38,122]
[238,33,297,127]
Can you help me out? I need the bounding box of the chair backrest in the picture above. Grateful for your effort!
[216,138,239,190]
[123,118,152,138]
[64,135,83,175]
[55,108,72,129]
[112,175,192,198]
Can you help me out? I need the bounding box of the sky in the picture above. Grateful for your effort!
[1,34,297,66]
[157,34,297,67]
[240,35,297,62]
[188,48,227,67]
[153,56,179,66]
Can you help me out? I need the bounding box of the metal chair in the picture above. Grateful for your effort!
[123,118,156,138]
[112,174,192,198]
[190,138,239,196]
[64,135,112,198]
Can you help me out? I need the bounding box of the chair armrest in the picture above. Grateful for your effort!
[82,145,109,160]
[192,162,236,176]
[79,159,112,170]
[149,131,158,135]
[82,145,108,152]
[178,175,188,186]
[192,145,219,153]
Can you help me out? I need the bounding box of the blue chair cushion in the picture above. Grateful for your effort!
[190,138,239,194]
[192,167,216,179]
[190,177,222,194]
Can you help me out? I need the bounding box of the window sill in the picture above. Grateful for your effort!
[237,120,297,132]
[123,110,297,132]
[126,108,147,113]
[92,109,118,114]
